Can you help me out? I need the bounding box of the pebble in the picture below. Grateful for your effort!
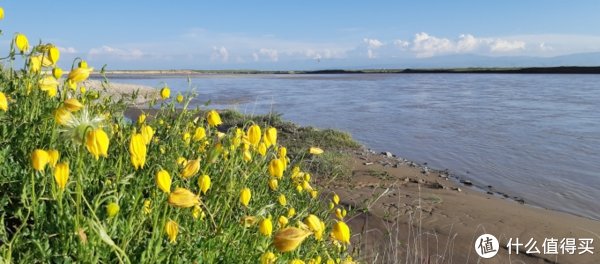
[421,167,430,174]
[460,180,473,186]
[364,162,374,166]
[452,187,462,192]
[382,151,394,158]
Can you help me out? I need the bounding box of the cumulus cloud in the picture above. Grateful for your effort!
[490,39,526,52]
[410,32,528,57]
[89,45,144,60]
[258,48,279,62]
[363,38,384,49]
[412,32,455,57]
[211,46,229,62]
[362,38,384,59]
[393,39,410,50]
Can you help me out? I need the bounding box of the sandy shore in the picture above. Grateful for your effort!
[330,149,599,263]
[83,79,158,106]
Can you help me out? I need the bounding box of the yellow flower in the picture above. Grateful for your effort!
[129,133,146,170]
[239,187,251,207]
[246,124,261,146]
[48,46,60,65]
[86,128,109,160]
[268,159,284,179]
[160,85,170,99]
[309,257,322,264]
[309,147,324,155]
[140,125,154,145]
[257,142,267,156]
[287,207,296,218]
[176,156,187,166]
[137,113,146,124]
[264,127,277,147]
[47,149,59,168]
[15,33,29,53]
[67,67,93,83]
[273,227,312,252]
[192,205,204,219]
[290,260,305,264]
[278,146,287,159]
[106,202,120,218]
[168,187,200,208]
[206,110,222,127]
[156,170,172,194]
[0,7,4,20]
[278,215,289,228]
[54,106,73,125]
[197,174,211,194]
[182,132,191,144]
[335,208,347,220]
[304,214,325,240]
[332,193,340,205]
[63,98,84,112]
[260,251,277,264]
[243,150,252,162]
[52,67,63,79]
[310,190,318,199]
[143,200,152,214]
[278,194,287,206]
[176,93,184,103]
[259,217,273,236]
[31,149,49,171]
[0,92,7,112]
[164,220,179,243]
[332,221,351,244]
[268,178,278,191]
[39,75,59,97]
[180,158,200,179]
[53,162,69,190]
[193,127,206,141]
[78,60,88,69]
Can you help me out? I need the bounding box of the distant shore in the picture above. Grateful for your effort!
[92,66,600,77]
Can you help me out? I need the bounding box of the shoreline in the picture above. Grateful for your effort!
[335,147,599,263]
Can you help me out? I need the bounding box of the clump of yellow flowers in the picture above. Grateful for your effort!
[0,6,352,263]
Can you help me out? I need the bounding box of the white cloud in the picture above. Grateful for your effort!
[258,48,279,62]
[88,45,144,60]
[393,39,410,50]
[490,39,526,52]
[362,38,384,59]
[363,38,384,49]
[412,32,454,57]
[58,46,78,54]
[252,52,259,61]
[211,46,229,62]
[456,34,481,52]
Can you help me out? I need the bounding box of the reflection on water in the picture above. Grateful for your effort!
[108,74,600,220]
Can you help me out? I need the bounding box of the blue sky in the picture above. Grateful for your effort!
[2,1,600,69]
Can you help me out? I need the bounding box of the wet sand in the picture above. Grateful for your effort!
[328,149,599,263]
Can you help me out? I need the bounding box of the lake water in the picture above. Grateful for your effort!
[107,74,600,220]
